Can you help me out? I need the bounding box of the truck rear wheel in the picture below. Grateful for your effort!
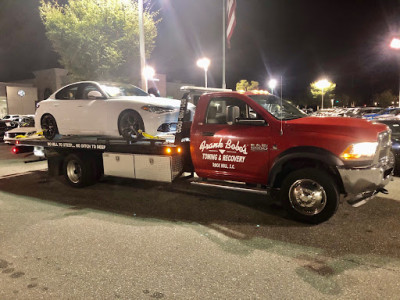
[63,153,98,188]
[279,168,339,224]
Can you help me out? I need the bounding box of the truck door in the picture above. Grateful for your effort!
[191,95,271,184]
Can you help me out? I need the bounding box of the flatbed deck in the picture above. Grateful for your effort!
[16,135,181,155]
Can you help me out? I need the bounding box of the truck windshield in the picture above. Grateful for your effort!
[248,95,307,120]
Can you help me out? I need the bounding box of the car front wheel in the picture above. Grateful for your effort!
[118,110,145,142]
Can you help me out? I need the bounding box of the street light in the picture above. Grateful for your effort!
[315,79,330,110]
[142,65,155,92]
[268,79,277,95]
[390,37,400,108]
[390,37,400,49]
[143,66,155,81]
[197,57,210,88]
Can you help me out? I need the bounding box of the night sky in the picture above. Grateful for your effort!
[1,0,400,103]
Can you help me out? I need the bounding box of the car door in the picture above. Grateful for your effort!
[191,95,271,184]
[51,84,80,133]
[73,83,108,135]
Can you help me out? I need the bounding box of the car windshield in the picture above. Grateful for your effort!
[248,94,307,120]
[100,83,148,97]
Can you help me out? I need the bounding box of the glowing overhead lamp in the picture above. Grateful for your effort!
[197,57,211,88]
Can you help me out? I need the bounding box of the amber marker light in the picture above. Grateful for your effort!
[165,147,172,155]
[177,147,182,154]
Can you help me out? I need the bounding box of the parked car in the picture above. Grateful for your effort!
[374,107,400,120]
[0,119,20,141]
[4,116,36,145]
[1,114,21,121]
[344,107,382,118]
[35,81,195,141]
[376,119,400,174]
[311,108,338,117]
[363,107,396,120]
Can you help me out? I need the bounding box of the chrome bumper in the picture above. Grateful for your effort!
[338,160,393,207]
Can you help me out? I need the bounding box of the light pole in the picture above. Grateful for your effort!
[315,79,330,110]
[138,0,146,91]
[390,37,400,108]
[197,58,210,88]
[268,79,277,95]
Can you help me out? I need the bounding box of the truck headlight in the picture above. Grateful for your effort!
[340,142,378,160]
[141,105,175,114]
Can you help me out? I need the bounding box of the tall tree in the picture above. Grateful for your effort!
[372,90,398,107]
[235,79,259,91]
[40,0,159,82]
[310,80,336,109]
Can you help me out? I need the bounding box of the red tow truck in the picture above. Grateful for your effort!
[18,88,393,223]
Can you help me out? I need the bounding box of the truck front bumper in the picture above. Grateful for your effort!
[338,160,393,207]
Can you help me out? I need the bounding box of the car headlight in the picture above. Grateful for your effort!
[141,105,175,114]
[340,142,378,160]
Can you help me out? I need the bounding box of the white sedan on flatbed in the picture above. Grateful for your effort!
[35,81,195,141]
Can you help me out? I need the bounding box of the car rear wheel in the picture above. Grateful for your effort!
[41,114,59,140]
[118,110,144,142]
[279,168,339,224]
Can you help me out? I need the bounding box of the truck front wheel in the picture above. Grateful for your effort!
[279,168,339,224]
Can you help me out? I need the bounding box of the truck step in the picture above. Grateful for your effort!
[190,178,269,195]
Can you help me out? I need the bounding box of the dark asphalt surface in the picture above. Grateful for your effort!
[0,143,399,299]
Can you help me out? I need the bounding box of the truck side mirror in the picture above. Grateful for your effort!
[226,105,240,125]
[87,90,104,100]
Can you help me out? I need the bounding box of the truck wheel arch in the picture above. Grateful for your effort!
[268,146,345,193]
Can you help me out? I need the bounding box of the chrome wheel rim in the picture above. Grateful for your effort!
[66,160,81,184]
[288,179,327,216]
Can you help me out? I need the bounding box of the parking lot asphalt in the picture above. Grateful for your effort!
[0,143,399,299]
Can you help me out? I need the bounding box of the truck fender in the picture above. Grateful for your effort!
[267,146,345,189]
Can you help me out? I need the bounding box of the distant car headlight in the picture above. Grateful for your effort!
[141,105,175,114]
[340,142,378,160]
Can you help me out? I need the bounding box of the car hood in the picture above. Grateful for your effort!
[286,116,388,140]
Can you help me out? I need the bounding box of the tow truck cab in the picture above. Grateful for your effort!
[189,90,393,223]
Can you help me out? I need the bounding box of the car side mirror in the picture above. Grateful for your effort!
[226,105,240,125]
[87,90,104,100]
